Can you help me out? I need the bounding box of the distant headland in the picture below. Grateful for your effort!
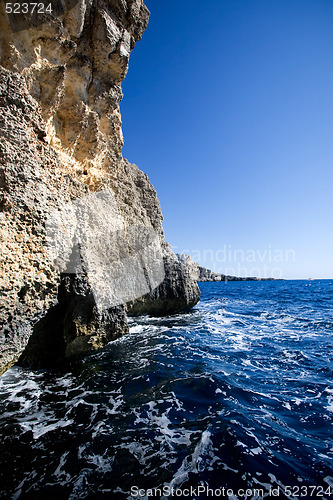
[177,255,281,282]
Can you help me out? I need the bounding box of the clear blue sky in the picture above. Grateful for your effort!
[121,0,333,279]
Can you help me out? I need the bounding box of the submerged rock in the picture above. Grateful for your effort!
[0,0,199,374]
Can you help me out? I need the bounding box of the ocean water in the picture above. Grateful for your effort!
[0,280,333,499]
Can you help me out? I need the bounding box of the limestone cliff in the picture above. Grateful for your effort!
[0,0,200,374]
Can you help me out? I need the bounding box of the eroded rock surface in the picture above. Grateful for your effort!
[0,0,200,373]
[127,243,200,316]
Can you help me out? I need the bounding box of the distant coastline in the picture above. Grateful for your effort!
[176,254,281,282]
[196,267,281,282]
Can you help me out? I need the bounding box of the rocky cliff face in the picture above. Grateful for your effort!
[0,0,200,374]
[177,254,269,282]
[177,255,227,282]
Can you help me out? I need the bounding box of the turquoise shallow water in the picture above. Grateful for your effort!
[0,280,332,499]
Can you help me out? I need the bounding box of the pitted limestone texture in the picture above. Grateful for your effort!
[0,0,200,373]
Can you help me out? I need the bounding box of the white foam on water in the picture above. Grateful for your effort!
[91,420,113,439]
[163,430,216,494]
[164,392,184,412]
[235,440,247,448]
[20,417,74,439]
[250,447,262,455]
[129,325,147,334]
[53,451,71,483]
[324,476,333,487]
[107,394,124,415]
[325,396,333,413]
[153,413,175,437]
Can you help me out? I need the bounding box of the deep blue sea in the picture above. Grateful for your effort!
[0,280,333,499]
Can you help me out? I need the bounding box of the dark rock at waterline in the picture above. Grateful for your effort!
[127,243,201,316]
[18,274,129,369]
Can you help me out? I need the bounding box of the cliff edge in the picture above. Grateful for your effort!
[0,0,200,374]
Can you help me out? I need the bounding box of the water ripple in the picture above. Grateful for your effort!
[0,280,332,499]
